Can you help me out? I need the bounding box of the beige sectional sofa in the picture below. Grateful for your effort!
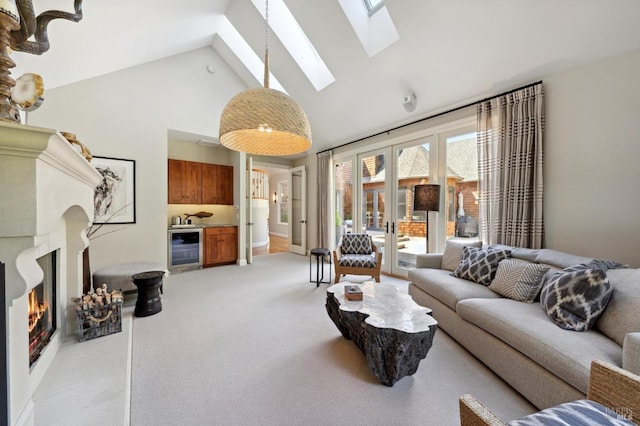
[407,241,640,410]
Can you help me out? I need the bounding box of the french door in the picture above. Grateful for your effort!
[288,166,307,255]
[355,138,437,277]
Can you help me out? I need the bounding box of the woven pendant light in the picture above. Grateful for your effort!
[219,0,312,156]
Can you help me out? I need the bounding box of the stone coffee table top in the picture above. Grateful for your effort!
[326,282,438,386]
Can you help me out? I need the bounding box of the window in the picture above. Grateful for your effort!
[410,185,426,221]
[364,0,384,16]
[277,181,288,224]
[397,187,407,220]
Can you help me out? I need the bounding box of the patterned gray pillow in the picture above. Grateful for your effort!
[540,265,612,331]
[452,246,511,285]
[489,259,550,302]
[340,234,372,255]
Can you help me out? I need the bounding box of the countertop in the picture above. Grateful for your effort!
[168,224,237,230]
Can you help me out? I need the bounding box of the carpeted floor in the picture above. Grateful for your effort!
[130,252,535,425]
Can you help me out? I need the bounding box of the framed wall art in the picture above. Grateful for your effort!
[92,156,136,224]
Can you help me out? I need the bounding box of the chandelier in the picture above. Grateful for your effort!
[218,0,311,156]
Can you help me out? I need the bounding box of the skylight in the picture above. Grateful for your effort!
[364,0,384,17]
[338,0,399,57]
[251,0,335,92]
[215,16,286,93]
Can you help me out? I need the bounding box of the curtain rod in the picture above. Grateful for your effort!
[317,80,543,155]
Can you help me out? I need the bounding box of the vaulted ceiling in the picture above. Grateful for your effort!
[12,0,640,154]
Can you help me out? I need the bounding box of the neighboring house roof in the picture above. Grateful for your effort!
[366,141,477,184]
[447,137,478,182]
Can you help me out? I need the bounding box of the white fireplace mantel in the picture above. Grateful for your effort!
[0,121,102,302]
[1,121,102,426]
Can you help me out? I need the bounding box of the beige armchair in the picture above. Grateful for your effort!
[459,360,640,425]
[333,233,382,283]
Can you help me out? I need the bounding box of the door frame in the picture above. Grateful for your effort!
[288,165,307,255]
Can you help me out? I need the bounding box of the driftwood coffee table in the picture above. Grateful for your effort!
[326,282,438,386]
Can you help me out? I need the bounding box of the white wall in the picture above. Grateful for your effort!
[544,47,640,265]
[28,47,247,271]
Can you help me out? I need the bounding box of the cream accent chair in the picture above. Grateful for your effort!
[459,360,640,425]
[333,233,382,283]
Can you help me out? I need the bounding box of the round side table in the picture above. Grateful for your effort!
[309,248,331,287]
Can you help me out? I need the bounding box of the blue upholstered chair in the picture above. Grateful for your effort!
[459,360,639,425]
[332,233,382,283]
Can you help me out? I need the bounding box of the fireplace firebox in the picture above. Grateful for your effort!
[28,251,57,367]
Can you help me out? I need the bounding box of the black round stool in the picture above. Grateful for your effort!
[309,248,331,287]
[131,271,165,317]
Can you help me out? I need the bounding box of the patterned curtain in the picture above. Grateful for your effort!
[317,150,332,249]
[477,83,544,248]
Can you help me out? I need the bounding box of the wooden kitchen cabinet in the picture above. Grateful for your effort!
[201,163,234,205]
[168,159,202,204]
[204,226,238,267]
[169,159,233,205]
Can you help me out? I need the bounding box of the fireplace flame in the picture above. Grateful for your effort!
[28,288,49,334]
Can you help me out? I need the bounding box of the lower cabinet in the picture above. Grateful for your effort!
[204,226,238,267]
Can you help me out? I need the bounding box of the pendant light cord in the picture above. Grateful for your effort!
[263,0,270,89]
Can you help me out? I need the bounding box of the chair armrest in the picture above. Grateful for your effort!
[623,332,640,375]
[587,359,640,422]
[459,394,507,426]
[415,253,443,269]
[333,247,342,262]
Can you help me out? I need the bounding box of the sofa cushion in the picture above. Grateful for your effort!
[540,265,612,331]
[338,254,376,268]
[489,259,550,302]
[596,268,640,346]
[534,249,593,269]
[441,240,483,271]
[452,246,511,285]
[457,298,622,392]
[407,268,500,310]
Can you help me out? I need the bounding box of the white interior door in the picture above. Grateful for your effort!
[246,156,253,264]
[288,166,306,255]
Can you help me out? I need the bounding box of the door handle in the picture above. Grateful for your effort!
[392,222,395,234]
[385,222,389,233]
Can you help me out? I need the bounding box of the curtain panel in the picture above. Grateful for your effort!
[317,151,332,250]
[477,83,545,248]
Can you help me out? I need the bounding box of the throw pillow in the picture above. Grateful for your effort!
[452,246,511,285]
[489,259,550,302]
[441,240,483,271]
[540,265,612,331]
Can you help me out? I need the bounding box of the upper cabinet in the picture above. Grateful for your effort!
[168,159,233,205]
[202,163,233,205]
[168,159,201,204]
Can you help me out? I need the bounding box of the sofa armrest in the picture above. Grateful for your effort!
[459,394,507,426]
[623,332,640,376]
[415,253,443,269]
[587,359,640,423]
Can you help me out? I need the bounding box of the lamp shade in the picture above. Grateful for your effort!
[219,87,312,156]
[413,184,441,212]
